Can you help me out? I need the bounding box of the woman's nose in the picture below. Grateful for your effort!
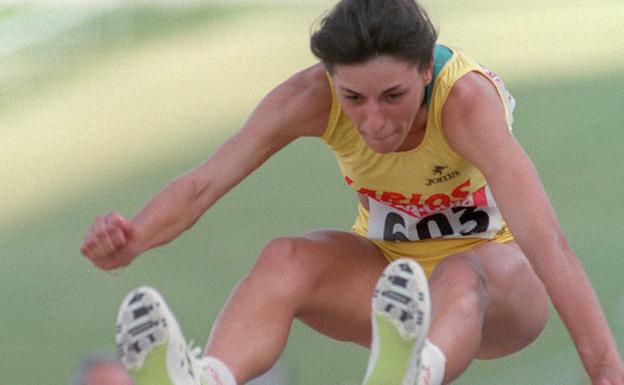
[361,103,386,135]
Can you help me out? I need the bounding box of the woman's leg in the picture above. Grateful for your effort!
[117,236,549,385]
[427,240,550,384]
[204,229,389,384]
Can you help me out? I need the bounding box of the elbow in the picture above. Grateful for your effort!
[536,231,581,274]
[189,175,213,214]
[547,230,574,260]
[547,229,573,257]
[523,228,576,271]
[170,172,211,215]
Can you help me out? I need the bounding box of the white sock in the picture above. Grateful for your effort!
[201,356,238,385]
[418,339,446,385]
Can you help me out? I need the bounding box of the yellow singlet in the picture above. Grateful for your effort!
[321,45,517,276]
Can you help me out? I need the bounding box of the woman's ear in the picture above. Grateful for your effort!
[423,58,434,85]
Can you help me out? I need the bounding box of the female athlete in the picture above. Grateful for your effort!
[80,0,624,384]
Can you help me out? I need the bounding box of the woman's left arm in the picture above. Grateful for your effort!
[442,72,624,384]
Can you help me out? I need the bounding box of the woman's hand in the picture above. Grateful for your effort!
[81,211,142,270]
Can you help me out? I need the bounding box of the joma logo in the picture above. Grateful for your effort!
[426,166,460,186]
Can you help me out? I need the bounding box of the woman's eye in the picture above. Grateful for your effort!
[387,93,404,100]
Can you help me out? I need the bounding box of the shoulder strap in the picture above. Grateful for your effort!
[425,44,454,107]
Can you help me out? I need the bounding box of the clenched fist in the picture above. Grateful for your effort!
[81,211,142,270]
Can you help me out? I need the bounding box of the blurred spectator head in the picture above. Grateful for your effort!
[70,351,133,385]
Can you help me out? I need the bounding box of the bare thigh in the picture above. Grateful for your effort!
[205,229,387,382]
[287,229,389,346]
[430,240,550,360]
[477,241,549,358]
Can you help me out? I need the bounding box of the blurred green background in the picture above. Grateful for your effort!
[1,0,623,384]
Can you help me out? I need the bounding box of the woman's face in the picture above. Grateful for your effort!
[332,55,433,153]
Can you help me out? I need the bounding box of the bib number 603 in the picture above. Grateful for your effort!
[383,206,494,241]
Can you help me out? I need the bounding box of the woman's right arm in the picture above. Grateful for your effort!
[81,64,331,270]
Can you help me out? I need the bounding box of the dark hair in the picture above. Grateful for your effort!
[310,0,438,73]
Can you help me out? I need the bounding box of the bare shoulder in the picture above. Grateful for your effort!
[265,63,333,138]
[441,71,514,170]
[443,71,504,123]
[442,72,508,144]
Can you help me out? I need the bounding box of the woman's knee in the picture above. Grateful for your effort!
[242,236,320,300]
[430,257,490,320]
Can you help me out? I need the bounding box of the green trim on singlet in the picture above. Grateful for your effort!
[425,44,454,107]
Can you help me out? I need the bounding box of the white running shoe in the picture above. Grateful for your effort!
[116,286,211,385]
[363,258,431,385]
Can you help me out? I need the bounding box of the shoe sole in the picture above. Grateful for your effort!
[364,258,431,385]
[116,286,205,385]
[373,258,430,343]
[116,287,171,369]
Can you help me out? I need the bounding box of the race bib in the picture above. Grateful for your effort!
[367,198,503,241]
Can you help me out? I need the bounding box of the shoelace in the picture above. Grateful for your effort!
[187,340,203,359]
[186,340,212,383]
